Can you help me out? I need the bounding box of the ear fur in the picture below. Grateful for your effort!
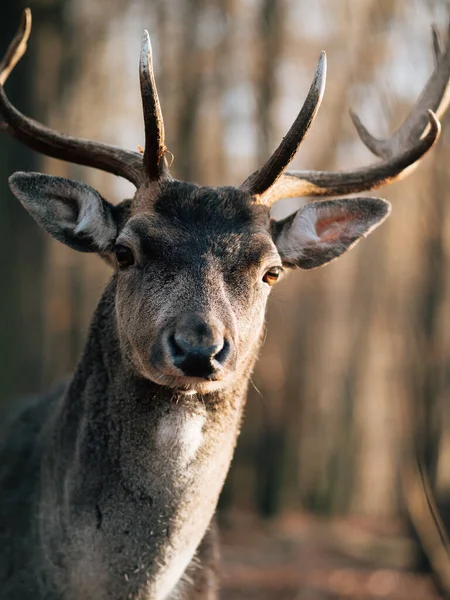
[9,172,121,253]
[273,197,391,269]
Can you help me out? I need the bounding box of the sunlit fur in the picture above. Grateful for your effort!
[115,181,277,393]
[0,172,388,600]
[0,179,280,600]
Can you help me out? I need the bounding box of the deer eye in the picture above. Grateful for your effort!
[263,267,281,286]
[115,244,134,268]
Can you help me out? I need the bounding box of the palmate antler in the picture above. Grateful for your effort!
[251,24,450,206]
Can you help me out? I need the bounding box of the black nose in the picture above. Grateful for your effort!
[167,315,232,379]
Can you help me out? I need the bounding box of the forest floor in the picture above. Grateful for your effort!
[219,511,440,599]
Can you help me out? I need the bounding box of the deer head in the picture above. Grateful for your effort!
[1,11,448,395]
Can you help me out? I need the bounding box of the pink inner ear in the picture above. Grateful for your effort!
[315,213,353,242]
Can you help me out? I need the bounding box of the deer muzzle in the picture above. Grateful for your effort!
[165,314,235,380]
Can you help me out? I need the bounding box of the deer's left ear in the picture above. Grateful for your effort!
[272,197,391,270]
[9,172,122,253]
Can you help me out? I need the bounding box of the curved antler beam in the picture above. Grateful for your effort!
[240,51,327,197]
[349,23,450,160]
[0,90,144,184]
[260,22,450,207]
[260,111,441,206]
[0,8,31,86]
[0,9,144,186]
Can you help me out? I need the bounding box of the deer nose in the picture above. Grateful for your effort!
[167,315,232,379]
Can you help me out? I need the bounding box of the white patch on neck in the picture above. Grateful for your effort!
[156,409,205,466]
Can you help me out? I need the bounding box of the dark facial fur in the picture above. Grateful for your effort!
[3,171,389,600]
[115,181,280,394]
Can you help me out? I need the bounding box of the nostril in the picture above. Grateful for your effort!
[171,331,225,360]
[166,321,233,379]
[172,332,191,357]
[214,338,230,366]
[168,333,186,358]
[207,338,225,359]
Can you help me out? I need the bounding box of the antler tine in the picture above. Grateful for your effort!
[0,7,30,134]
[261,111,440,206]
[349,23,450,160]
[240,51,327,197]
[0,10,144,186]
[0,8,31,87]
[260,22,450,207]
[140,30,167,181]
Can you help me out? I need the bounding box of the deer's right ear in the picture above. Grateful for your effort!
[272,197,391,269]
[9,172,120,253]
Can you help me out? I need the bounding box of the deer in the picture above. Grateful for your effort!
[1,9,450,600]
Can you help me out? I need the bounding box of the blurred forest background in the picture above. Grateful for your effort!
[2,0,450,597]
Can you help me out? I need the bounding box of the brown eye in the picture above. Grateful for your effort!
[115,244,134,268]
[263,267,281,286]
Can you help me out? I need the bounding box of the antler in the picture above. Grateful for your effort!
[140,30,167,180]
[240,52,327,196]
[259,24,450,207]
[0,10,169,187]
[0,8,31,86]
[349,23,450,160]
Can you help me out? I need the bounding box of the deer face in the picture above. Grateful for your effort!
[3,14,443,393]
[114,182,273,392]
[9,173,389,393]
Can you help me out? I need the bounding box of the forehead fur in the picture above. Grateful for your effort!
[133,180,270,235]
[123,181,276,269]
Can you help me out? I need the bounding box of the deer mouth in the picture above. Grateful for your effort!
[143,359,231,393]
[139,321,237,391]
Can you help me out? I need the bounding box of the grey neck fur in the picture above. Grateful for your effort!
[35,276,255,599]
